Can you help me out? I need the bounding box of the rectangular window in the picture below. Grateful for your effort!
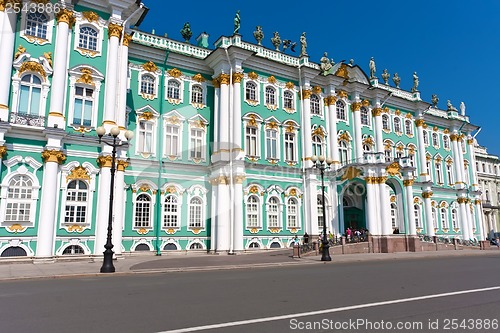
[73,87,93,126]
[266,129,278,159]
[246,127,258,157]
[285,133,296,162]
[190,128,204,159]
[165,125,179,156]
[138,121,154,153]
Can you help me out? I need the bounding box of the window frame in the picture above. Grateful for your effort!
[133,193,153,229]
[246,194,261,229]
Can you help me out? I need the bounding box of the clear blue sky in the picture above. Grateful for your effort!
[138,0,500,157]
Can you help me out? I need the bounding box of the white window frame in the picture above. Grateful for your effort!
[432,132,440,148]
[164,123,181,158]
[264,85,277,108]
[443,135,450,150]
[20,9,54,45]
[139,73,157,99]
[1,173,39,226]
[137,119,155,154]
[382,114,390,131]
[244,78,260,106]
[440,207,449,229]
[393,117,402,133]
[246,81,258,102]
[405,119,413,136]
[246,195,261,229]
[286,197,300,229]
[310,94,322,116]
[423,130,429,146]
[163,194,180,229]
[188,196,203,229]
[312,135,324,157]
[166,78,183,104]
[186,185,207,232]
[339,140,349,164]
[266,196,282,229]
[414,204,422,229]
[336,100,347,121]
[451,208,458,229]
[189,81,207,108]
[446,162,454,185]
[360,107,370,126]
[74,20,103,57]
[282,89,295,112]
[317,195,324,228]
[435,160,444,184]
[63,180,90,225]
[284,131,297,163]
[189,127,205,161]
[391,203,398,229]
[265,127,280,160]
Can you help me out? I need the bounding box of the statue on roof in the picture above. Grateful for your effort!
[381,69,390,84]
[253,26,264,45]
[234,10,241,35]
[299,32,307,57]
[320,52,334,75]
[431,94,439,107]
[460,101,466,116]
[447,100,458,112]
[271,32,281,51]
[180,22,192,43]
[283,39,296,53]
[392,73,401,88]
[349,59,354,66]
[411,72,419,92]
[369,57,376,79]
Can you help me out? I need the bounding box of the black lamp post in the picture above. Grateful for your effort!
[96,126,134,273]
[311,154,333,261]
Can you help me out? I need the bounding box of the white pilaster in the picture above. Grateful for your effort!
[458,198,470,240]
[302,89,312,168]
[218,75,230,160]
[404,180,416,235]
[380,179,392,235]
[326,96,339,165]
[36,150,65,257]
[351,101,363,161]
[112,166,126,255]
[0,9,17,120]
[47,13,73,129]
[422,191,435,237]
[365,178,379,235]
[373,107,384,154]
[232,73,243,158]
[116,34,131,128]
[475,200,485,240]
[216,178,230,251]
[95,161,111,254]
[233,180,244,251]
[102,24,122,126]
[305,173,318,235]
[415,120,429,181]
[450,135,464,185]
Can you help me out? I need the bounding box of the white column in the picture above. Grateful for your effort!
[305,174,318,235]
[112,161,126,255]
[216,176,230,251]
[210,180,217,252]
[450,134,463,185]
[456,137,467,185]
[365,177,379,235]
[373,108,384,154]
[47,11,74,129]
[380,178,392,235]
[415,120,429,181]
[95,158,112,254]
[458,198,470,240]
[351,101,363,161]
[218,74,230,160]
[233,179,244,251]
[116,34,131,128]
[36,150,65,257]
[422,191,435,237]
[232,73,243,157]
[467,138,478,187]
[326,96,339,165]
[102,23,122,126]
[302,89,312,168]
[212,81,220,155]
[0,8,17,120]
[404,179,416,235]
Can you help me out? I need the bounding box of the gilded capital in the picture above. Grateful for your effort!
[96,155,113,168]
[212,78,221,88]
[107,22,123,39]
[56,9,76,29]
[467,138,474,145]
[232,72,244,83]
[324,95,337,106]
[364,176,376,184]
[301,89,312,100]
[415,119,425,127]
[403,179,414,187]
[122,33,133,47]
[457,197,467,204]
[234,175,246,184]
[218,74,230,85]
[351,102,361,112]
[0,145,7,157]
[41,149,66,164]
[371,107,383,117]
[449,134,458,141]
[376,176,388,184]
[116,159,129,171]
[422,191,433,199]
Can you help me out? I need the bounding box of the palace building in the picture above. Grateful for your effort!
[0,0,489,258]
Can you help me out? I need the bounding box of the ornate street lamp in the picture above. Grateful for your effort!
[96,126,134,273]
[311,154,333,261]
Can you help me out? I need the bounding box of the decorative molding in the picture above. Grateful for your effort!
[167,68,182,78]
[457,197,467,204]
[403,179,414,187]
[19,61,46,79]
[312,86,322,94]
[0,145,7,157]
[193,73,206,83]
[142,61,158,73]
[248,72,259,80]
[386,162,401,176]
[96,155,113,168]
[82,11,99,22]
[56,8,76,29]
[301,89,311,99]
[415,119,425,127]
[267,75,277,84]
[285,81,295,89]
[107,22,123,39]
[351,102,361,111]
[76,68,95,86]
[422,191,433,199]
[232,72,244,83]
[116,160,129,172]
[66,166,90,182]
[371,107,382,117]
[336,90,348,99]
[218,73,230,85]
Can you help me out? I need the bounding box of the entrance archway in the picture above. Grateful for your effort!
[341,182,366,232]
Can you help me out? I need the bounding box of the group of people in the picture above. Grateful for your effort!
[345,227,369,242]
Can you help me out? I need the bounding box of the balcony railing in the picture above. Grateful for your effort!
[10,112,45,127]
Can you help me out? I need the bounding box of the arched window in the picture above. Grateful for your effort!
[163,194,179,228]
[440,207,449,229]
[443,135,450,149]
[134,194,151,228]
[78,26,98,51]
[382,114,390,130]
[1,247,28,257]
[435,161,443,183]
[64,180,88,224]
[167,80,180,100]
[317,195,324,228]
[414,205,422,229]
[310,94,321,115]
[339,140,349,164]
[26,12,48,39]
[390,203,398,229]
[6,175,34,223]
[451,209,458,229]
[72,86,94,127]
[312,135,323,156]
[363,144,371,153]
[191,85,203,104]
[286,197,298,228]
[265,86,276,105]
[405,119,413,136]
[189,197,203,228]
[267,196,280,228]
[246,82,257,101]
[62,245,85,255]
[246,195,260,228]
[393,117,401,133]
[19,74,42,116]
[140,74,155,95]
[423,131,429,145]
[283,91,294,109]
[360,107,370,125]
[336,101,346,120]
[432,133,439,147]
[432,207,437,229]
[190,242,203,250]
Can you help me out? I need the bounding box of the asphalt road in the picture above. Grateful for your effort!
[1,254,499,333]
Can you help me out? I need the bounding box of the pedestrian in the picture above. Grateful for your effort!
[303,232,309,244]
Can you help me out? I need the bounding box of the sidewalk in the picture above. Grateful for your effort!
[0,249,497,281]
